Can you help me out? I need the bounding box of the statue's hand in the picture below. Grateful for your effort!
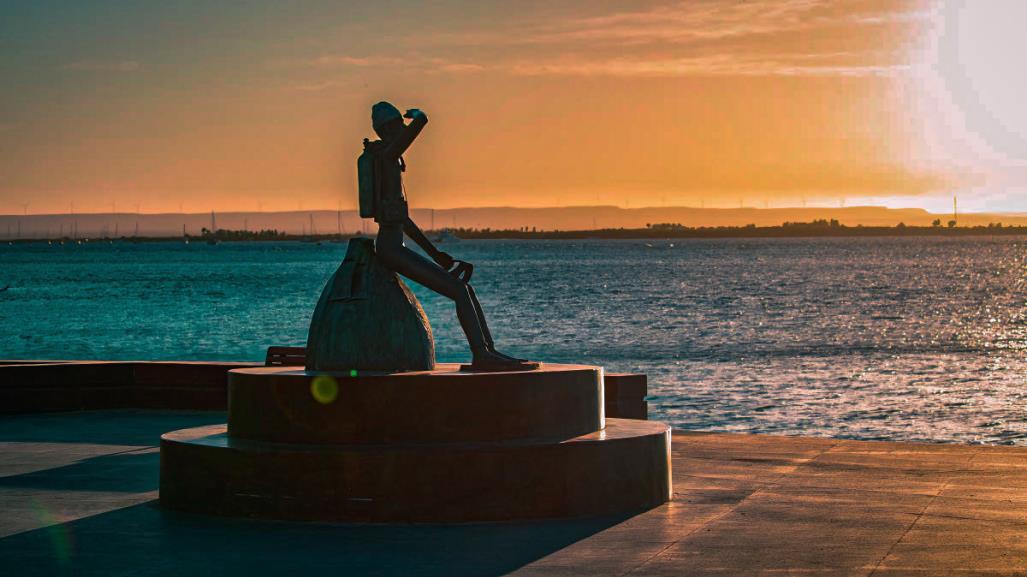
[435,251,454,270]
[449,260,474,283]
[403,108,425,120]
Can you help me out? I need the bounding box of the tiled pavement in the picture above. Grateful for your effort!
[1,410,1024,576]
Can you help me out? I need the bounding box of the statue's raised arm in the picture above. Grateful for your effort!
[380,108,426,159]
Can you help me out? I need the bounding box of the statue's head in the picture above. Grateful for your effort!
[372,101,403,142]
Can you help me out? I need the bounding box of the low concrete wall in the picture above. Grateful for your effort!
[605,373,648,420]
[0,361,259,414]
[0,361,649,420]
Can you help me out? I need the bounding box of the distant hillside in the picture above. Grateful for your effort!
[1,206,1024,239]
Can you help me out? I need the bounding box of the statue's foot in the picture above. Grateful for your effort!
[464,351,541,372]
[488,348,531,363]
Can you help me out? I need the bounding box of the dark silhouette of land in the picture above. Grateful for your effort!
[2,206,1026,239]
[452,219,1027,239]
[3,219,1024,243]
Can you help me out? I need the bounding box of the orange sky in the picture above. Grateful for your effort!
[1,1,1024,214]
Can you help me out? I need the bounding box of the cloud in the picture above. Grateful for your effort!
[301,54,483,74]
[422,0,929,47]
[305,55,403,67]
[410,0,928,78]
[510,53,911,78]
[280,54,483,90]
[278,1,927,82]
[531,0,827,44]
[61,60,140,72]
[429,60,484,74]
[287,80,343,92]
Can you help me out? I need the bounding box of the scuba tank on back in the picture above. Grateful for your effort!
[357,138,408,223]
[357,138,384,219]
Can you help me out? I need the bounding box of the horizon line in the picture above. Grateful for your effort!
[2,205,1021,218]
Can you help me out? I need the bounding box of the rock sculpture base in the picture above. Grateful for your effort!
[305,237,434,372]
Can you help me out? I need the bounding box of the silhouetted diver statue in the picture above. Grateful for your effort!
[362,101,539,371]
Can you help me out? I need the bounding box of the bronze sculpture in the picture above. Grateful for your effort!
[363,101,538,371]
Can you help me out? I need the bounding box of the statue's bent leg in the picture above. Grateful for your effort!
[375,242,491,357]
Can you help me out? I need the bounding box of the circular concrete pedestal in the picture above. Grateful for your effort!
[159,364,672,522]
[228,364,603,444]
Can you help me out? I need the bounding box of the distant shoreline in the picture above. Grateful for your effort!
[449,221,1027,239]
[3,206,1026,239]
[4,221,1026,243]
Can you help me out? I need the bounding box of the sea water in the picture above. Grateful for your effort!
[1,236,1023,444]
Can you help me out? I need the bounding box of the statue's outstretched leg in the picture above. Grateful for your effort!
[376,234,535,369]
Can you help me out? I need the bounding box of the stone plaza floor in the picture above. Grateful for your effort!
[1,410,1025,576]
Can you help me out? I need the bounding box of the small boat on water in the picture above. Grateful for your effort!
[206,210,220,244]
[432,229,461,243]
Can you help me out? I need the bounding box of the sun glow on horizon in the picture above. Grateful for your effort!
[904,1,1027,211]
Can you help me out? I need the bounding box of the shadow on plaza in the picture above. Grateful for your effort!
[0,410,221,494]
[0,409,630,575]
[0,450,159,493]
[0,501,627,576]
[0,409,226,446]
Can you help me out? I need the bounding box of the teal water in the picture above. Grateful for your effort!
[1,236,1024,443]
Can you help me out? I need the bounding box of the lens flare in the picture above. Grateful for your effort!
[30,498,73,566]
[310,375,339,404]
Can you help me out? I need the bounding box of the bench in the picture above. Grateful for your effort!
[264,346,307,367]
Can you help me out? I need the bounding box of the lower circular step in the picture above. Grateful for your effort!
[159,418,671,522]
